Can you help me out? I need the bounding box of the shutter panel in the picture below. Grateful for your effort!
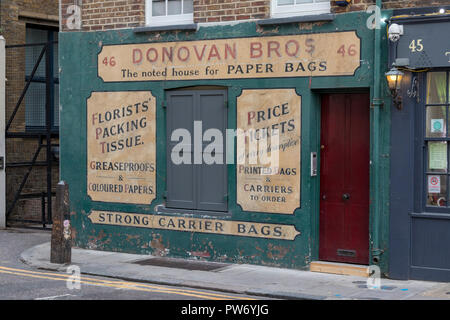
[196,91,228,212]
[166,92,195,210]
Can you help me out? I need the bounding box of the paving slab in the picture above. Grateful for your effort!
[20,242,450,300]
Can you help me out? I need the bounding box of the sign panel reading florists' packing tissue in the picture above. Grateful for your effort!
[237,89,301,214]
[87,91,156,204]
[98,32,360,82]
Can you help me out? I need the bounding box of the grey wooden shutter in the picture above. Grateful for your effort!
[166,92,195,209]
[166,89,228,213]
[196,91,228,212]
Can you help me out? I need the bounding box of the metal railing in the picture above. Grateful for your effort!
[5,40,59,229]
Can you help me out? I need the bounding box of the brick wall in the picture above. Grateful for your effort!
[61,0,145,32]
[194,0,270,23]
[333,0,449,13]
[83,0,144,31]
[0,0,60,222]
[61,0,449,32]
[1,0,58,45]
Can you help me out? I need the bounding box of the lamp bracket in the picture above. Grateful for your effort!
[407,75,418,101]
[370,98,385,109]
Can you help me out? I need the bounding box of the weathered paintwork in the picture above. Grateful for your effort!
[59,11,392,273]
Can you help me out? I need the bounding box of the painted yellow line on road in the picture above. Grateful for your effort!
[0,268,225,300]
[0,265,255,300]
[0,265,252,300]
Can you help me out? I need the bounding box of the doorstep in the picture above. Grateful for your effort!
[310,261,369,278]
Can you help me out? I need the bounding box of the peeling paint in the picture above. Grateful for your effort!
[150,234,168,256]
[147,33,162,42]
[266,244,289,260]
[298,22,314,30]
[256,25,279,35]
[125,234,140,242]
[189,251,211,259]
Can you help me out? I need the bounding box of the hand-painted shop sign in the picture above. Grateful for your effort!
[88,210,301,241]
[97,31,360,82]
[237,89,301,214]
[87,91,156,204]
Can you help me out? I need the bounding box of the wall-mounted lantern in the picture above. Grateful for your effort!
[385,66,404,109]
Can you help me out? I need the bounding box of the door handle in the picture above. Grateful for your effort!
[342,193,350,201]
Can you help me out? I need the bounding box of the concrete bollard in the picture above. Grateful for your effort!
[50,181,71,264]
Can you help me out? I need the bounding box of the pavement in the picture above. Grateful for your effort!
[19,241,450,300]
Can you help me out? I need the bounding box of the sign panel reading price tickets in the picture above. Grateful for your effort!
[97,31,361,82]
[237,88,301,214]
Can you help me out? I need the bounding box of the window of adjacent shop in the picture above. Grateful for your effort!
[145,0,194,26]
[271,0,330,18]
[423,71,450,210]
[25,25,59,131]
[165,89,228,214]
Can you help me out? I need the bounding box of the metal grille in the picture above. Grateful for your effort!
[133,257,230,271]
[5,33,59,229]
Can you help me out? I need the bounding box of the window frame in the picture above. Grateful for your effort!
[145,0,194,26]
[420,70,450,213]
[270,0,331,18]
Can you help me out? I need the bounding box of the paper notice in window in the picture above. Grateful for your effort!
[429,142,447,170]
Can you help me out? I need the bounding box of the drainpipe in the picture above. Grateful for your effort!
[0,36,5,229]
[371,0,384,265]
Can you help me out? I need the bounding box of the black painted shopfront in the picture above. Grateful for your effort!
[389,7,450,281]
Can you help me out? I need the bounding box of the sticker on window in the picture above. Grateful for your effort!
[428,175,441,193]
[431,119,444,133]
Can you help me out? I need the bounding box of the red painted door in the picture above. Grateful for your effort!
[319,93,370,265]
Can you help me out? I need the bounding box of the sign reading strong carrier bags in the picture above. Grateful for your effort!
[88,210,301,241]
[98,32,360,82]
[237,89,301,214]
[87,91,156,204]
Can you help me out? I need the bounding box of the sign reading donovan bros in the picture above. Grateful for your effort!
[88,211,301,240]
[98,31,360,82]
[87,91,156,204]
[237,89,301,214]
